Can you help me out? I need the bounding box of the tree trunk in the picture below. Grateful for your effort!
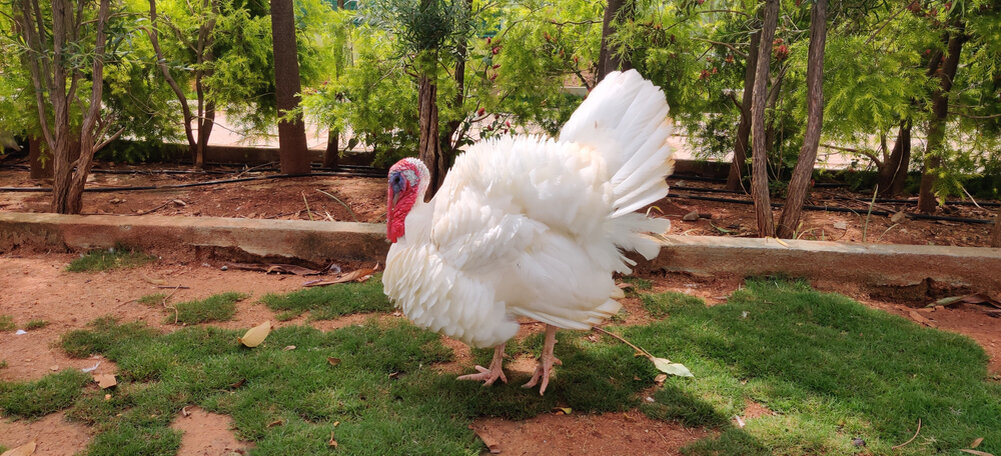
[271,0,310,175]
[323,130,339,169]
[597,0,633,82]
[28,136,52,179]
[918,28,964,213]
[777,0,827,239]
[148,0,199,164]
[750,0,779,237]
[418,72,444,198]
[727,29,760,193]
[877,121,911,197]
[992,207,1001,248]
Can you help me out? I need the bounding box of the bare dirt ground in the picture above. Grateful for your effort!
[1,253,999,455]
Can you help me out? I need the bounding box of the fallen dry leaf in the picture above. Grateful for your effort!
[0,441,36,456]
[971,438,984,449]
[239,321,272,347]
[143,276,168,286]
[302,267,376,287]
[181,406,191,417]
[908,311,937,328]
[960,450,993,456]
[553,407,572,415]
[93,373,117,389]
[654,373,668,385]
[328,430,338,448]
[327,357,341,367]
[283,345,297,351]
[228,263,324,276]
[267,419,285,428]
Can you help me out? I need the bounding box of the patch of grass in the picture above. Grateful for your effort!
[0,369,91,418]
[628,279,1001,455]
[0,315,14,332]
[259,274,392,320]
[25,319,49,330]
[33,279,1001,455]
[171,292,248,325]
[137,293,168,306]
[0,360,7,369]
[641,291,705,319]
[66,246,156,272]
[620,276,653,297]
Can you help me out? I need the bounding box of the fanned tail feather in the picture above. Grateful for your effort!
[559,70,674,263]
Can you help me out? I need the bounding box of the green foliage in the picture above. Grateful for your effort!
[0,370,91,418]
[66,247,156,272]
[259,275,392,320]
[0,315,14,332]
[172,292,249,325]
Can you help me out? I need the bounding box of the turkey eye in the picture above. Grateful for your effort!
[390,173,406,194]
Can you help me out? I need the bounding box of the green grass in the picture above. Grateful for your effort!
[0,369,91,418]
[170,292,249,325]
[0,315,14,332]
[628,278,1001,455]
[66,247,157,272]
[259,274,393,321]
[25,319,49,330]
[641,290,706,319]
[3,279,997,455]
[138,293,168,306]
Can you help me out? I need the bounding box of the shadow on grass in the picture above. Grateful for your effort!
[1,279,997,455]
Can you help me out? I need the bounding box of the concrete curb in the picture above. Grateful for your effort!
[2,212,999,293]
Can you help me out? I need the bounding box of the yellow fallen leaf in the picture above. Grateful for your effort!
[1,441,37,456]
[93,373,117,389]
[960,450,993,456]
[239,321,272,347]
[553,407,572,415]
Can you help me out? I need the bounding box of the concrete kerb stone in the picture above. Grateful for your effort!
[1,212,1000,293]
[0,212,389,265]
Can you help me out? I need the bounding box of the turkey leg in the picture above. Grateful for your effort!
[523,324,562,395]
[457,343,507,385]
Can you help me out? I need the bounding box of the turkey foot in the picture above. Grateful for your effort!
[457,344,507,386]
[523,324,562,395]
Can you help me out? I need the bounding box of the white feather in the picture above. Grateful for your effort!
[384,69,674,348]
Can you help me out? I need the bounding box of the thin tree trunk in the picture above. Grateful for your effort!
[750,0,779,237]
[877,121,911,197]
[324,130,339,169]
[992,207,1001,248]
[147,0,197,159]
[28,136,52,179]
[918,28,964,213]
[418,72,444,198]
[271,0,310,175]
[777,0,827,239]
[597,0,633,82]
[727,29,760,192]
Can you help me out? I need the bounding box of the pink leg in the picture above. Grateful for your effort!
[457,344,508,386]
[523,324,562,395]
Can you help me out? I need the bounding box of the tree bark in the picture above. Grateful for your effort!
[418,72,444,198]
[597,0,633,82]
[323,130,339,169]
[918,28,964,213]
[750,0,779,237]
[727,29,760,193]
[271,0,311,175]
[777,0,827,239]
[877,121,911,197]
[28,136,52,179]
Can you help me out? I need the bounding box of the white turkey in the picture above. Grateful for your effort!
[382,69,674,394]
